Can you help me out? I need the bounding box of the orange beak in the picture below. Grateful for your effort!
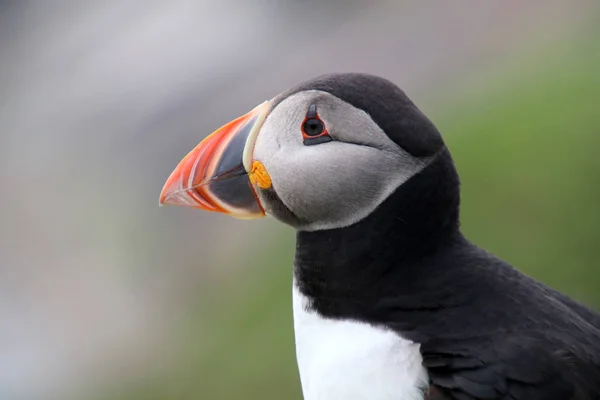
[159,101,270,219]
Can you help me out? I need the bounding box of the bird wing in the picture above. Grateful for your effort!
[420,334,600,400]
[552,290,600,331]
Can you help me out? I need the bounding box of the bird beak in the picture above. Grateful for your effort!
[159,101,270,219]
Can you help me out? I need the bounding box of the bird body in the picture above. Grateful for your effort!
[160,73,600,399]
[294,214,600,399]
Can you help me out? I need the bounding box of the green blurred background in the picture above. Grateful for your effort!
[1,1,599,399]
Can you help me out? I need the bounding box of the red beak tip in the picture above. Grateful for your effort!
[158,191,187,208]
[159,170,184,207]
[158,193,170,207]
[158,194,170,206]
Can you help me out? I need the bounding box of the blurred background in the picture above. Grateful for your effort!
[1,1,599,399]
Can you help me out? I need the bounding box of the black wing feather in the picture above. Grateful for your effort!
[421,335,600,400]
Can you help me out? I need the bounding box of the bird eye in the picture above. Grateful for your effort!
[301,104,331,145]
[303,119,324,137]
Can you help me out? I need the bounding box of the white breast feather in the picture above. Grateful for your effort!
[292,282,429,400]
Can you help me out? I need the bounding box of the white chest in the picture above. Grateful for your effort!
[292,283,429,400]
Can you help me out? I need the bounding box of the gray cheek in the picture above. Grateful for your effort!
[266,144,408,230]
[252,131,307,225]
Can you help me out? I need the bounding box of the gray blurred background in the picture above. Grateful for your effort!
[1,1,599,399]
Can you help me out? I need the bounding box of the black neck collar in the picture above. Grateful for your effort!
[294,148,464,320]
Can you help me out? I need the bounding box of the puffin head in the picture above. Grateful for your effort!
[160,73,457,233]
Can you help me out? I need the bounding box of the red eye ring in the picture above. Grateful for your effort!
[301,104,329,141]
[301,117,328,140]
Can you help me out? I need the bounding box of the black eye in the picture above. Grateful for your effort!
[301,103,331,145]
[303,118,324,137]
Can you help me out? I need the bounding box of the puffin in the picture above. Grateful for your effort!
[159,73,600,400]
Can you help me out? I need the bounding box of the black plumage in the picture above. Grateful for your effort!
[291,74,600,399]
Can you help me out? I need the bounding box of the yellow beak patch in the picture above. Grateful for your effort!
[249,160,272,189]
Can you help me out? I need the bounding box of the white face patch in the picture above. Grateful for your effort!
[251,90,434,231]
